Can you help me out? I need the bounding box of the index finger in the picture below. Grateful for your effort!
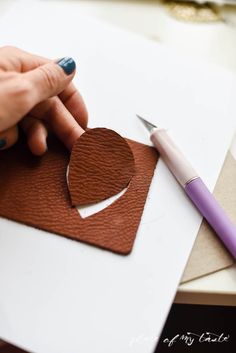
[59,84,88,130]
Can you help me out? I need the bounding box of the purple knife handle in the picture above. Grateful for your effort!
[185,177,236,259]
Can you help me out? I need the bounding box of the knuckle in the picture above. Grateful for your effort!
[10,77,33,110]
[62,124,80,149]
[48,97,58,112]
[0,71,17,82]
[38,65,60,92]
[16,78,32,97]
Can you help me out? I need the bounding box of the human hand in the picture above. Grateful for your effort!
[0,46,88,155]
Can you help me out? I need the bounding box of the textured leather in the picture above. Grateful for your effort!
[0,131,158,255]
[68,128,135,206]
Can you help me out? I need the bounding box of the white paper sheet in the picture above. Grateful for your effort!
[0,2,235,353]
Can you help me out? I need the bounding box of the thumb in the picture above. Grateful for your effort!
[23,57,76,105]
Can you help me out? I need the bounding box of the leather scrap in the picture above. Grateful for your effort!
[0,132,158,255]
[68,128,135,206]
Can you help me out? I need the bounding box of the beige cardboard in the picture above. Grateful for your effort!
[181,152,235,283]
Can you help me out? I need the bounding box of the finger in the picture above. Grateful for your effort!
[0,47,88,128]
[59,84,88,129]
[23,57,76,107]
[20,116,48,156]
[0,58,77,131]
[30,96,84,150]
[0,125,18,150]
[0,46,49,72]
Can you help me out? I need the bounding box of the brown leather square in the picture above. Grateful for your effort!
[0,132,158,255]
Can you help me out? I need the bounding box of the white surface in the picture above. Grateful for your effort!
[68,0,236,298]
[56,0,236,71]
[0,2,236,353]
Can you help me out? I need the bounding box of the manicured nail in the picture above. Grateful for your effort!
[0,139,6,149]
[57,57,76,75]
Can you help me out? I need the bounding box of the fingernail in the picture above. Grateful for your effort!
[0,139,6,149]
[57,57,76,75]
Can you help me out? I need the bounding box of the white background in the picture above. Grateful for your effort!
[0,2,236,353]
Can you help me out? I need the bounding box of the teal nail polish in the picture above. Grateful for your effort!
[57,57,76,75]
[0,139,6,149]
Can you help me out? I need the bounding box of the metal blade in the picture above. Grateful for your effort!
[136,114,157,133]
